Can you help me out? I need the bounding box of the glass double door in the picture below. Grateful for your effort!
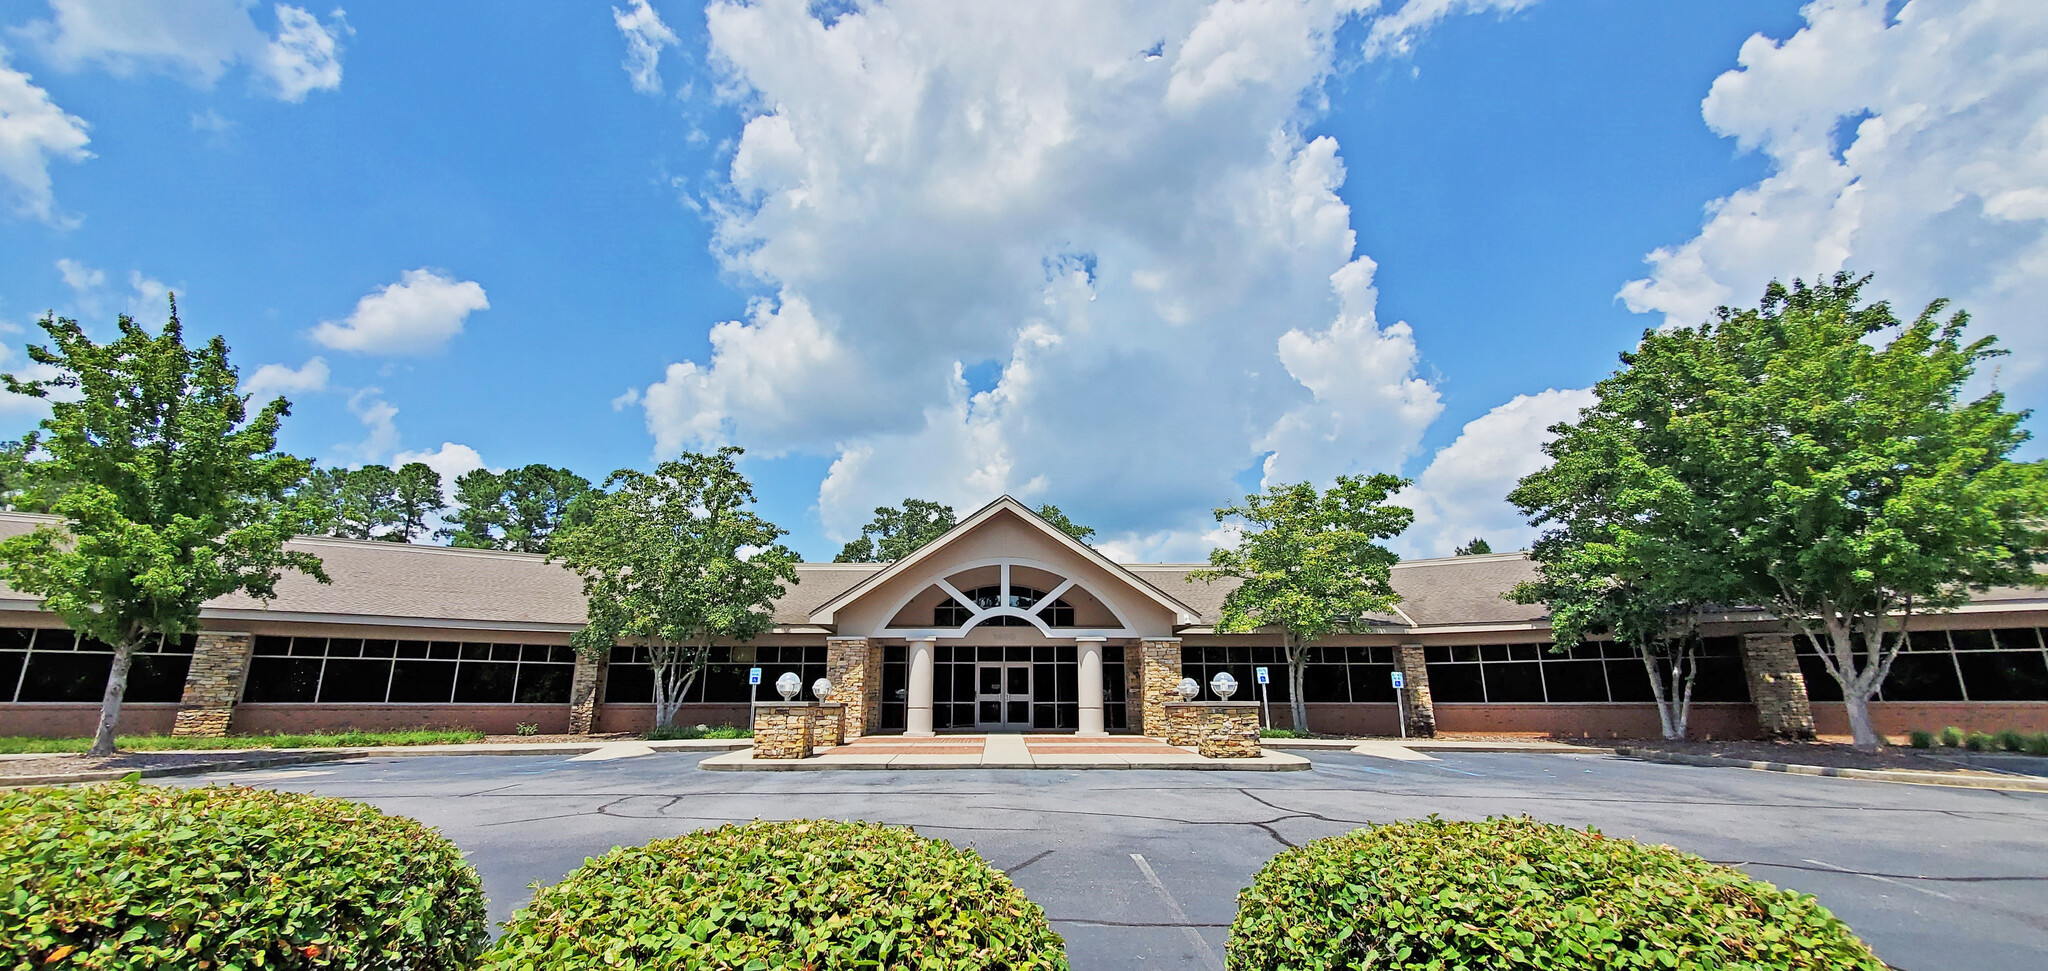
[976,662,1032,730]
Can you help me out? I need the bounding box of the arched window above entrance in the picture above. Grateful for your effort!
[936,585,1076,627]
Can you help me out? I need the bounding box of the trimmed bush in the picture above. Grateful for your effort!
[2024,733,2048,757]
[1995,729,2026,752]
[1228,816,1883,970]
[1939,725,1966,747]
[1965,731,1996,751]
[483,819,1067,969]
[644,723,751,740]
[1907,729,1935,749]
[1,783,487,969]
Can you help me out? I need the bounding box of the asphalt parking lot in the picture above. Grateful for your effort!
[176,750,2048,971]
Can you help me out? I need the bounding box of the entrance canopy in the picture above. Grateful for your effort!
[811,497,1199,639]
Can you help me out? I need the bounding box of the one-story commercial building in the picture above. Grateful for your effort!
[3,498,2045,740]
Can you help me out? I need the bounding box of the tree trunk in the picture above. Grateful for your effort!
[1840,690,1880,752]
[1286,634,1310,735]
[90,640,140,757]
[1641,651,1675,740]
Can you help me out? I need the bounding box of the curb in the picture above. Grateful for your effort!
[1614,747,2048,792]
[0,738,755,789]
[0,750,363,789]
[699,750,1313,772]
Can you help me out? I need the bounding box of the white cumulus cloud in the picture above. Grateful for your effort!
[311,268,489,356]
[1362,0,1538,61]
[0,49,91,225]
[627,0,1507,553]
[1619,0,2048,404]
[613,0,680,96]
[392,441,488,503]
[243,356,329,400]
[336,387,398,463]
[17,0,349,102]
[1394,387,1595,558]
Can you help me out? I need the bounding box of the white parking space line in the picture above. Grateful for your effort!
[1130,853,1224,971]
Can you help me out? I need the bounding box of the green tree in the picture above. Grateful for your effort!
[304,465,384,539]
[1523,274,2048,750]
[388,461,444,543]
[834,498,956,562]
[441,464,592,552]
[1453,537,1492,556]
[0,303,328,755]
[0,440,60,512]
[1704,276,2045,749]
[1034,503,1096,543]
[550,447,800,729]
[1194,475,1413,733]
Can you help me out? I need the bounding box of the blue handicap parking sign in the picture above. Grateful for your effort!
[748,667,762,685]
[1391,671,1405,689]
[1255,666,1269,685]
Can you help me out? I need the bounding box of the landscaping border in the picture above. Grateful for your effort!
[1614,746,2048,793]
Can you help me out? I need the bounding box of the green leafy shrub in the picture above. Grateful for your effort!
[482,819,1067,970]
[1966,731,1996,751]
[1228,816,1882,970]
[1259,728,1306,738]
[514,722,540,736]
[2022,733,2048,757]
[643,723,751,740]
[1994,729,2025,752]
[1,783,487,969]
[1939,725,1966,747]
[1907,729,1935,749]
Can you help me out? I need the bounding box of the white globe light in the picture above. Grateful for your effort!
[775,671,802,701]
[811,677,834,701]
[1210,672,1239,700]
[1176,677,1200,701]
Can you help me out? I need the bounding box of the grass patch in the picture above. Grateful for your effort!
[1258,728,1308,739]
[0,728,484,755]
[643,724,751,741]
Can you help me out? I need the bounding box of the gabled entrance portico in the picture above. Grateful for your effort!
[812,498,1199,738]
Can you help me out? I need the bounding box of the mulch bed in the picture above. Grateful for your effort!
[0,751,330,785]
[1598,738,2032,775]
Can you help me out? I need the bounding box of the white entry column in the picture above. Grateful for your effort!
[905,637,937,736]
[1076,637,1107,736]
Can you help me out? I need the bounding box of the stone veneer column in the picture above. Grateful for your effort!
[1138,637,1182,739]
[1124,643,1145,734]
[1739,632,1816,740]
[825,637,872,740]
[171,631,256,737]
[567,648,609,734]
[1075,637,1107,736]
[1396,643,1437,738]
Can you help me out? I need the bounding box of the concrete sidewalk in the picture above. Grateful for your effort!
[702,734,1311,771]
[0,737,752,788]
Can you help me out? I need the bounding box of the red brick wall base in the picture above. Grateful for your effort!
[589,704,752,733]
[231,704,574,735]
[0,703,181,737]
[1434,703,1762,739]
[1810,701,2048,736]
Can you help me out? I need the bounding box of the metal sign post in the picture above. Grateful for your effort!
[1254,666,1271,728]
[1391,670,1406,739]
[748,666,762,732]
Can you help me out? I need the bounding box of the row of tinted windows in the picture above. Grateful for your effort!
[1180,641,1752,705]
[243,636,577,704]
[1795,629,2048,702]
[604,644,829,704]
[0,628,196,703]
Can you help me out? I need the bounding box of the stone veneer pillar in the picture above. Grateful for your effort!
[1138,637,1182,739]
[171,631,256,737]
[1739,632,1816,740]
[567,648,609,734]
[1396,643,1437,738]
[1124,643,1145,733]
[825,637,873,740]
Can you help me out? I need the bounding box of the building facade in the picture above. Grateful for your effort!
[3,499,2046,739]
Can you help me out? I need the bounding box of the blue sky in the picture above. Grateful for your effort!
[3,0,2042,561]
